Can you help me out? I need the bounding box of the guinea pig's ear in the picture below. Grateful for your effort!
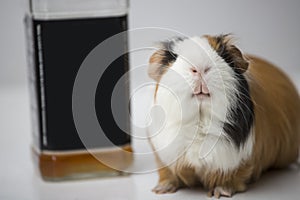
[226,42,249,73]
[205,34,249,73]
[148,45,177,82]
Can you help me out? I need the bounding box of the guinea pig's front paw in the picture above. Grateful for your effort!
[207,186,233,199]
[152,180,179,194]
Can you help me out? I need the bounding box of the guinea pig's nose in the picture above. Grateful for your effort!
[193,83,201,94]
[201,81,209,94]
[193,80,209,95]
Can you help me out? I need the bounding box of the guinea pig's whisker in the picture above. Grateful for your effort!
[236,98,254,118]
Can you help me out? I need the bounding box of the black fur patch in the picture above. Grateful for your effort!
[159,37,186,65]
[216,35,237,70]
[213,35,254,147]
[160,46,178,66]
[223,73,254,147]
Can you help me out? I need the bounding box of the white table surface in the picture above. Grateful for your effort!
[0,86,300,200]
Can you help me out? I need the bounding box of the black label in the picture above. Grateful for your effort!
[29,16,130,151]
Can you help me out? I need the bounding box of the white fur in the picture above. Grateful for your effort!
[149,36,254,172]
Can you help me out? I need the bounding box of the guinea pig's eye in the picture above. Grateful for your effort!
[190,68,198,73]
[204,67,211,73]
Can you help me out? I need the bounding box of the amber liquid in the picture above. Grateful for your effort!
[33,145,133,180]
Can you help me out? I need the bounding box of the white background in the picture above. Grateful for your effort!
[0,0,299,199]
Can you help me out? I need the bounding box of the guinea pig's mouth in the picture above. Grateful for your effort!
[194,92,211,99]
[192,83,210,99]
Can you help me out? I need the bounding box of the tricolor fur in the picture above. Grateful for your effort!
[148,34,300,198]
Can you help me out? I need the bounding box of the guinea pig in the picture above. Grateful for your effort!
[147,34,300,198]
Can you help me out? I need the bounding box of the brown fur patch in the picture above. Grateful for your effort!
[246,55,300,179]
[148,50,166,82]
[148,49,175,102]
[148,49,175,82]
[199,163,253,193]
[205,35,225,52]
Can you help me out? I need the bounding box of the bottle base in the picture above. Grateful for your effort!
[32,144,133,181]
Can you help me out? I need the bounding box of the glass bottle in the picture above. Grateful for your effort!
[25,0,132,180]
